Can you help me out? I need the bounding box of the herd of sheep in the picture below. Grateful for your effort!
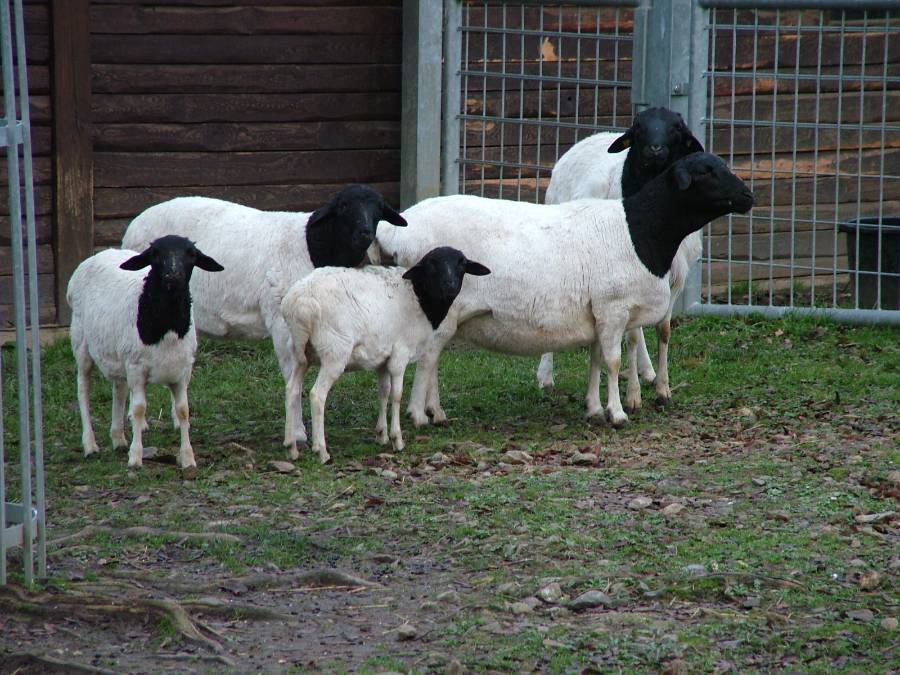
[67,107,753,469]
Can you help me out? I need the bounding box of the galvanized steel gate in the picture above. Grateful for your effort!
[437,0,899,324]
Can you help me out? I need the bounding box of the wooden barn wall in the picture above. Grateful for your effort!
[0,0,53,329]
[2,0,402,329]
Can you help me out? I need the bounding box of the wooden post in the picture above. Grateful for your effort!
[52,0,93,325]
[400,0,442,209]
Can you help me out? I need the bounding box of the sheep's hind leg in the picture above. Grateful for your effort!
[624,330,642,414]
[283,356,308,460]
[127,376,148,468]
[425,365,448,425]
[169,378,196,470]
[654,317,672,406]
[75,343,99,457]
[270,315,308,446]
[374,367,390,445]
[598,320,628,428]
[110,378,128,449]
[309,363,343,465]
[536,352,555,390]
[389,364,407,452]
[634,328,657,384]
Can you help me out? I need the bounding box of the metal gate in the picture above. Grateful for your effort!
[439,0,900,324]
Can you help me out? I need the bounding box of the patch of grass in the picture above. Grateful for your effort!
[2,314,898,670]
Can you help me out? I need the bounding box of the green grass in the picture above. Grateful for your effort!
[2,314,898,672]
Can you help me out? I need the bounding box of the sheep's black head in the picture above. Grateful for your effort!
[306,184,407,268]
[609,107,705,174]
[403,246,491,329]
[668,153,754,216]
[120,234,224,290]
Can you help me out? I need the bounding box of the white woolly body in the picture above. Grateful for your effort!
[378,195,671,355]
[544,131,701,298]
[67,249,197,385]
[122,196,316,340]
[281,266,438,372]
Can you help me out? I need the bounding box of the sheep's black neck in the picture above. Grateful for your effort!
[622,182,709,278]
[620,151,647,199]
[306,221,368,268]
[408,280,456,330]
[135,271,192,345]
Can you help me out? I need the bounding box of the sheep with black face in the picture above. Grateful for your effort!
[541,107,705,406]
[67,235,224,469]
[121,185,408,456]
[279,246,490,464]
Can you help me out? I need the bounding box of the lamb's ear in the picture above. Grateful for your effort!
[464,260,491,276]
[608,128,633,153]
[194,249,224,272]
[683,129,705,154]
[120,249,154,271]
[401,264,422,281]
[673,161,693,191]
[306,203,334,229]
[381,203,407,227]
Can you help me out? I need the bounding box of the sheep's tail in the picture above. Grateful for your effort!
[280,290,320,364]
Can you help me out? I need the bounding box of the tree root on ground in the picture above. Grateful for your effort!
[0,653,118,674]
[48,525,241,549]
[155,652,238,668]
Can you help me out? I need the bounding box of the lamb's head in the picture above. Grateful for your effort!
[668,153,754,217]
[119,234,224,289]
[609,107,704,176]
[306,184,407,268]
[403,246,491,329]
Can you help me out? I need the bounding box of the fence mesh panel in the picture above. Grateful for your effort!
[456,2,635,202]
[701,7,899,313]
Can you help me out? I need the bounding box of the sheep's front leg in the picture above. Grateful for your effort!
[598,323,628,428]
[655,317,672,405]
[74,343,99,456]
[624,330,643,413]
[425,365,447,425]
[127,378,148,467]
[374,367,391,445]
[309,363,343,465]
[283,356,308,460]
[169,379,196,469]
[585,340,605,419]
[110,378,128,450]
[389,364,407,451]
[633,328,657,384]
[536,352,555,390]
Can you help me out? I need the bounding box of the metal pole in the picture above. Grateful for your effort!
[441,0,462,196]
[1,345,6,585]
[14,0,45,578]
[1,0,34,585]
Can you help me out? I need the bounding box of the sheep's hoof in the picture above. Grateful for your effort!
[605,408,628,429]
[127,460,143,470]
[319,453,332,465]
[624,405,641,416]
[538,378,555,391]
[655,395,672,408]
[375,431,390,445]
[181,465,198,480]
[409,411,430,428]
[642,371,658,385]
[430,414,450,428]
[110,433,127,450]
[585,406,604,420]
[83,444,100,457]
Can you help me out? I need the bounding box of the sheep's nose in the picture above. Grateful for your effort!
[649,144,664,154]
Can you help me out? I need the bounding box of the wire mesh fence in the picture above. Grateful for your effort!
[699,3,899,317]
[452,1,637,202]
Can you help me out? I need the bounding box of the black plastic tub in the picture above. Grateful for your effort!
[838,217,900,310]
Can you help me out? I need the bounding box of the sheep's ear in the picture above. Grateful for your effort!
[683,130,705,154]
[381,203,407,227]
[464,260,491,276]
[194,250,224,272]
[673,162,693,191]
[120,249,154,271]
[401,264,422,281]
[608,128,632,153]
[306,203,333,229]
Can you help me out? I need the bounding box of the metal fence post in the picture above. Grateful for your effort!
[441,0,462,196]
[400,0,443,209]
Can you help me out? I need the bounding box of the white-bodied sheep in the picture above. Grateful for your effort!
[377,153,752,428]
[67,235,224,469]
[121,185,408,456]
[280,247,490,464]
[541,107,705,407]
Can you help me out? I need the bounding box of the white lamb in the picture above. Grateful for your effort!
[279,247,490,464]
[67,235,224,469]
[376,153,752,428]
[542,106,704,409]
[121,185,408,456]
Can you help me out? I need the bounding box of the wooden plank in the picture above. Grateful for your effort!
[90,92,401,124]
[0,156,53,185]
[92,121,400,153]
[93,150,401,188]
[0,273,55,312]
[92,121,401,153]
[52,0,93,325]
[0,217,53,246]
[90,34,401,65]
[0,185,53,216]
[91,64,400,94]
[0,93,50,122]
[90,5,401,35]
[0,244,54,273]
[0,301,56,330]
[93,182,401,221]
